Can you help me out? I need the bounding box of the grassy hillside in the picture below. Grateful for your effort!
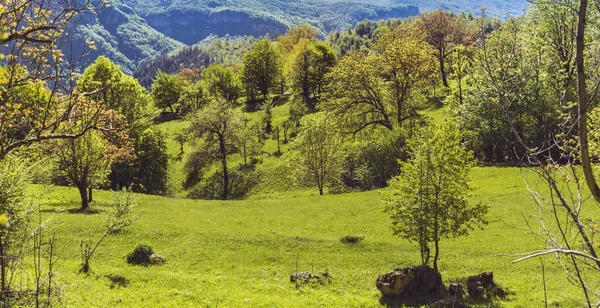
[33,166,587,307]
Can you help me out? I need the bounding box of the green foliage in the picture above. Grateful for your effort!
[201,64,242,104]
[344,128,408,190]
[457,17,561,163]
[241,39,281,100]
[179,80,207,115]
[135,129,170,195]
[381,122,488,269]
[287,112,345,195]
[53,130,111,209]
[187,164,259,200]
[151,70,185,113]
[188,100,243,200]
[78,56,149,129]
[0,157,33,259]
[284,39,337,105]
[134,37,256,88]
[323,23,437,134]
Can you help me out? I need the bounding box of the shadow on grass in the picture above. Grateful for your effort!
[379,295,442,308]
[106,274,129,289]
[67,208,101,215]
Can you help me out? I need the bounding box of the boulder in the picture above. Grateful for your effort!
[376,265,444,299]
[466,271,505,299]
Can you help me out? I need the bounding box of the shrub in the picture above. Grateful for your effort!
[340,234,364,244]
[127,244,154,265]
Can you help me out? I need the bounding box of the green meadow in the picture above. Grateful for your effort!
[32,166,588,307]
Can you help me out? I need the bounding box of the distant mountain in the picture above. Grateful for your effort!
[68,3,184,74]
[119,0,421,45]
[68,0,529,76]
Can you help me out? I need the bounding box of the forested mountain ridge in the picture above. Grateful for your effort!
[69,2,184,74]
[71,0,527,75]
[119,0,420,45]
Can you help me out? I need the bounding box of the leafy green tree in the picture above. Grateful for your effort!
[77,56,148,127]
[180,80,207,114]
[381,122,487,270]
[418,10,476,87]
[323,23,436,134]
[0,0,121,160]
[189,100,242,200]
[284,39,337,105]
[202,64,242,104]
[54,130,111,210]
[151,70,185,113]
[235,117,264,166]
[241,39,281,100]
[457,17,559,163]
[288,112,345,195]
[277,24,319,55]
[134,129,169,195]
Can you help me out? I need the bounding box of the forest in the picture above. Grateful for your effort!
[1,0,600,307]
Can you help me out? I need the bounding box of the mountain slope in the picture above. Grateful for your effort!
[120,0,421,45]
[69,3,184,74]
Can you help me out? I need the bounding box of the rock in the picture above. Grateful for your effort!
[467,271,505,299]
[448,283,465,298]
[376,265,444,299]
[290,271,330,285]
[290,271,312,283]
[148,253,166,265]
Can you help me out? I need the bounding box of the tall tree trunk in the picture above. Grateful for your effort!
[576,0,600,203]
[88,187,93,203]
[439,53,449,88]
[220,136,229,200]
[78,185,89,210]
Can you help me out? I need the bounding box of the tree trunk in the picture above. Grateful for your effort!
[220,136,229,200]
[78,185,89,210]
[439,53,449,88]
[576,0,600,203]
[88,187,93,203]
[318,184,323,196]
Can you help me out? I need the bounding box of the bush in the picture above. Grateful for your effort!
[127,244,154,265]
[340,234,364,244]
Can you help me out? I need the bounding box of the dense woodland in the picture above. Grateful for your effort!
[3,0,600,306]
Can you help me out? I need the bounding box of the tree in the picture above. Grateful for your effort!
[277,24,319,55]
[235,117,263,166]
[241,39,280,100]
[418,10,476,87]
[77,56,148,126]
[284,39,337,105]
[202,64,242,104]
[54,130,111,210]
[323,23,436,134]
[133,129,169,195]
[151,70,184,113]
[288,112,345,195]
[381,122,487,270]
[180,81,207,114]
[189,100,242,200]
[0,0,120,160]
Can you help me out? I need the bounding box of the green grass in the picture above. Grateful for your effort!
[29,166,589,307]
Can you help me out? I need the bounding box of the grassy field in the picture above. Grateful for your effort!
[26,166,591,307]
